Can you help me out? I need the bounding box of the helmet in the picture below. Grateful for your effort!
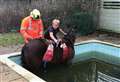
[30,9,41,19]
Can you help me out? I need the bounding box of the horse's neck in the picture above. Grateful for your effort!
[61,40,72,47]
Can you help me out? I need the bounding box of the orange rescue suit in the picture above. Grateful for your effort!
[20,16,44,43]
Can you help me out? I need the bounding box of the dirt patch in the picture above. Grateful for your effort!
[76,30,120,44]
[0,44,23,55]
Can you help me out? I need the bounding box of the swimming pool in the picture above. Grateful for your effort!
[1,40,120,82]
[74,41,120,66]
[9,40,120,66]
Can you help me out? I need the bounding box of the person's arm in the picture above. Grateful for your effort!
[20,18,33,43]
[49,32,58,43]
[59,28,67,35]
[38,19,44,38]
[20,28,32,39]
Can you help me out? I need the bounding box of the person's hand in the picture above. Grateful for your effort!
[54,39,58,44]
[64,33,67,35]
[58,39,62,41]
[26,36,33,42]
[54,40,60,47]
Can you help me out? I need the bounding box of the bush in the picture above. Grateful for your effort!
[62,12,96,36]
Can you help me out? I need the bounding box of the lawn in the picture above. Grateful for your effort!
[0,33,24,47]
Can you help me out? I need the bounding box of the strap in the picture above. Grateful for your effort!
[28,17,32,30]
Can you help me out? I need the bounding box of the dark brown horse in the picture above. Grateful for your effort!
[21,29,76,71]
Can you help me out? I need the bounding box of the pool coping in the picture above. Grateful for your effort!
[0,52,46,82]
[0,39,120,82]
[75,40,120,48]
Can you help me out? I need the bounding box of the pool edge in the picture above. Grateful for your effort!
[75,40,120,48]
[0,40,119,82]
[0,52,46,82]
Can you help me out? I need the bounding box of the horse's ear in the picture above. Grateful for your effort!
[68,28,75,36]
[65,28,76,40]
[71,25,78,33]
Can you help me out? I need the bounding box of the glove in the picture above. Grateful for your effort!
[64,33,67,35]
[55,40,59,44]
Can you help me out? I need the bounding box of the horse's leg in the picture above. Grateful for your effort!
[42,44,54,72]
[41,60,48,73]
[22,44,34,70]
[21,44,27,66]
[66,48,75,65]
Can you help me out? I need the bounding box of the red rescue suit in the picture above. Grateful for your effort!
[20,16,44,43]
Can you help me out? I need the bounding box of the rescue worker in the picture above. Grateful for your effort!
[42,19,67,71]
[44,19,66,44]
[20,9,44,43]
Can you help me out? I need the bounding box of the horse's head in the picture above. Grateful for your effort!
[62,28,76,48]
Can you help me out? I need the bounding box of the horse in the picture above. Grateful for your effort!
[21,29,76,71]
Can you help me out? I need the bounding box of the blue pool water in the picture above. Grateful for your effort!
[74,42,120,65]
[75,43,119,56]
[9,42,120,82]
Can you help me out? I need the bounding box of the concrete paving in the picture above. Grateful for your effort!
[0,62,28,82]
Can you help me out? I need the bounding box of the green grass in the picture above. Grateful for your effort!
[0,33,24,47]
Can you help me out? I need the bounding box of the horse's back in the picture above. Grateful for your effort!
[21,39,48,69]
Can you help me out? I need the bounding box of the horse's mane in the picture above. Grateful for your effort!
[62,28,76,48]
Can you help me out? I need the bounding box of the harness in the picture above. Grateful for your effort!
[42,44,54,62]
[42,42,71,62]
[28,18,32,30]
[62,43,70,60]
